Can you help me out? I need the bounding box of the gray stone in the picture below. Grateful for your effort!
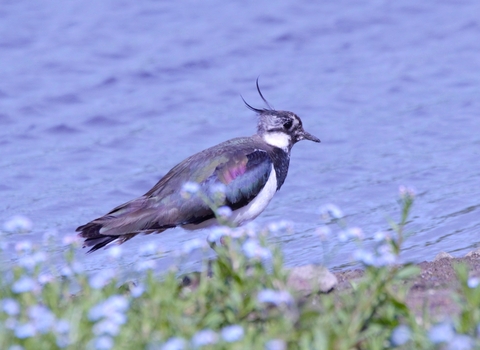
[434,252,454,261]
[465,248,480,259]
[287,264,338,294]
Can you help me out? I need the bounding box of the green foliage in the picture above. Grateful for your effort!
[1,190,480,349]
[454,263,480,335]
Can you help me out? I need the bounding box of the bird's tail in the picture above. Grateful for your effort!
[76,221,137,253]
[76,197,169,253]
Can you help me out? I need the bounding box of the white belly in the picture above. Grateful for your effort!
[182,166,277,230]
[229,166,277,225]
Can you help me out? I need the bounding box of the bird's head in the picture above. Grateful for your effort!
[243,80,320,152]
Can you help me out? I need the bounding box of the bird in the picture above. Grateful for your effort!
[77,80,320,253]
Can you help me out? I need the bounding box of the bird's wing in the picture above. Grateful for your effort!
[181,148,273,224]
[78,139,274,238]
[147,146,273,226]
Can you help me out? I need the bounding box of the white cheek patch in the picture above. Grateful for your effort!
[263,132,291,150]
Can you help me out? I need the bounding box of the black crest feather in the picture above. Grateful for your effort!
[242,77,275,113]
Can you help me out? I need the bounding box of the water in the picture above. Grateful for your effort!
[1,0,480,272]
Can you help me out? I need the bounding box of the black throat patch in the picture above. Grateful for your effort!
[269,147,290,190]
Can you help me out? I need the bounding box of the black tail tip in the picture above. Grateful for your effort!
[82,235,119,253]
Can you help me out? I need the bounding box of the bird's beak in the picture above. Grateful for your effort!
[298,130,321,143]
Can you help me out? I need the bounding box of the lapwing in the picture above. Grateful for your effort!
[77,81,320,252]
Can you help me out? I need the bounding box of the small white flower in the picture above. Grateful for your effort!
[390,324,411,346]
[210,183,226,195]
[88,305,105,322]
[94,335,114,350]
[242,240,272,261]
[130,283,145,298]
[428,321,454,344]
[28,305,56,333]
[93,319,121,336]
[345,227,363,239]
[55,319,70,334]
[139,242,160,256]
[135,260,157,272]
[354,244,397,267]
[468,277,480,289]
[338,231,349,242]
[107,296,129,313]
[88,296,129,322]
[14,323,36,339]
[353,249,376,266]
[228,225,251,239]
[257,289,293,306]
[377,244,396,266]
[17,256,36,270]
[447,334,474,350]
[265,339,287,350]
[60,266,73,277]
[12,277,36,294]
[62,235,82,246]
[339,228,363,242]
[207,227,231,245]
[319,204,344,220]
[268,220,293,233]
[7,345,24,350]
[221,325,244,342]
[2,298,20,316]
[18,251,47,270]
[109,311,127,325]
[399,185,415,199]
[3,215,33,233]
[217,206,232,218]
[38,273,54,285]
[161,337,186,350]
[181,182,200,195]
[373,231,389,242]
[191,329,218,347]
[33,251,47,263]
[14,241,33,253]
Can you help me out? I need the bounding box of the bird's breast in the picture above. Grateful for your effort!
[229,165,277,225]
[181,165,278,230]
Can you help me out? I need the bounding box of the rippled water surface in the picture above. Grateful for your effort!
[1,0,480,272]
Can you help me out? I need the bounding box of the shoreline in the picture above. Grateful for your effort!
[284,248,480,320]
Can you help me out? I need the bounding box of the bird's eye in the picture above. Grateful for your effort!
[283,120,293,129]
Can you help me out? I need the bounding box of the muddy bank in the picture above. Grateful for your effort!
[331,250,480,319]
